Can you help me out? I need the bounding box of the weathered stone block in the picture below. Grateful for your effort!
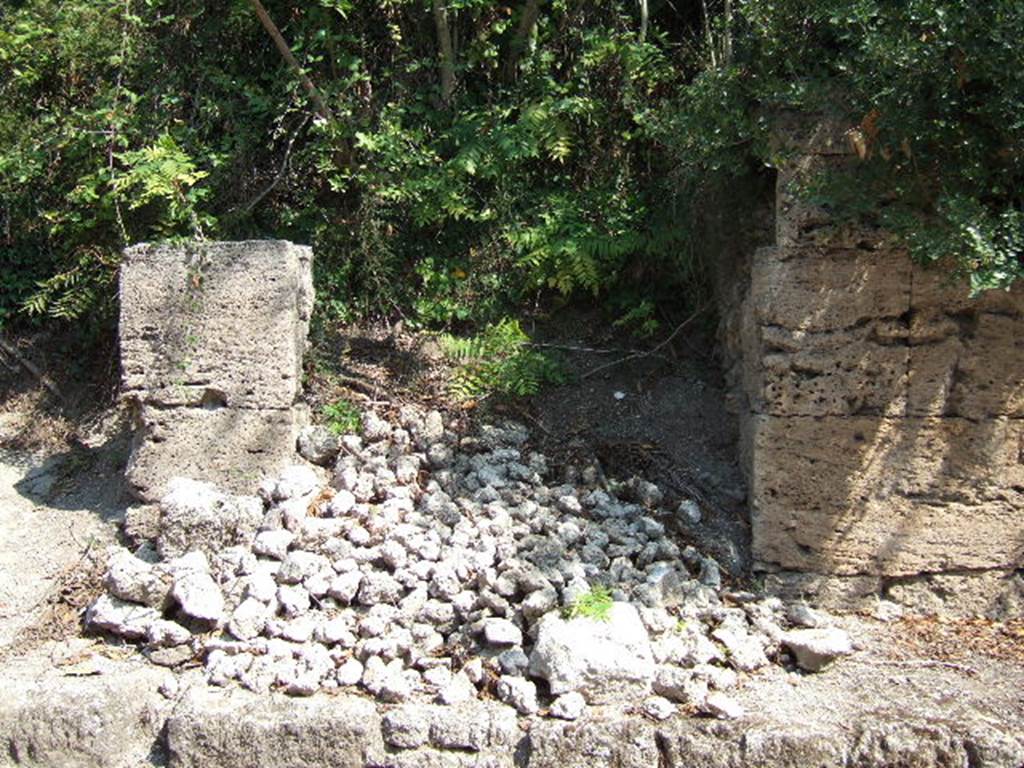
[164,691,385,768]
[749,414,1024,575]
[126,405,308,500]
[120,240,313,410]
[754,324,908,416]
[908,312,1024,419]
[751,246,910,333]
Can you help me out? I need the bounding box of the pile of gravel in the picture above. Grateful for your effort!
[88,408,852,720]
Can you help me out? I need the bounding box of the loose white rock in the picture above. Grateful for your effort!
[87,595,160,639]
[497,676,539,715]
[228,598,271,641]
[482,618,523,647]
[643,695,676,721]
[782,627,853,672]
[550,691,586,720]
[703,691,745,720]
[253,530,294,560]
[336,658,364,686]
[529,602,655,704]
[438,672,477,705]
[172,569,224,623]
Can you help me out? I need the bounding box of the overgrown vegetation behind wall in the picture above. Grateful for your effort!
[1,0,1021,334]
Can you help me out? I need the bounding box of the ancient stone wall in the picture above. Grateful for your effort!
[719,122,1024,617]
[120,240,313,501]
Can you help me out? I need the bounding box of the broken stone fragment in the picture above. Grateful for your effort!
[497,676,539,715]
[252,530,294,560]
[711,624,769,672]
[437,671,477,705]
[146,619,193,648]
[87,594,161,640]
[786,602,829,628]
[529,602,655,704]
[336,658,364,687]
[782,627,854,672]
[171,567,225,623]
[654,666,709,706]
[271,464,320,502]
[105,546,171,609]
[227,597,271,641]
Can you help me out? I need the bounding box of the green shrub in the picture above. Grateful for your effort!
[565,585,614,622]
[440,318,566,401]
[322,399,361,436]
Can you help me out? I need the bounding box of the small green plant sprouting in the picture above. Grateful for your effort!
[565,585,614,622]
[440,318,566,400]
[322,399,362,436]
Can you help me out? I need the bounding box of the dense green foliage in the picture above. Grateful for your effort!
[1,0,1021,331]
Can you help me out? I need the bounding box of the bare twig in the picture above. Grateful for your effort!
[0,335,64,401]
[528,341,669,359]
[580,305,707,380]
[850,657,978,675]
[239,114,311,214]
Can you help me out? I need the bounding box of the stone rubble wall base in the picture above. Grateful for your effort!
[2,669,1022,768]
[720,119,1024,615]
[119,240,313,501]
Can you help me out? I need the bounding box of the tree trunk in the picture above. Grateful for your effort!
[432,0,457,104]
[722,0,733,66]
[700,0,717,68]
[247,0,332,121]
[501,0,542,83]
[638,0,648,43]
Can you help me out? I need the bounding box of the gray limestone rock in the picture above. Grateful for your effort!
[253,530,295,560]
[653,666,708,706]
[297,426,340,467]
[228,598,272,641]
[437,672,477,705]
[382,707,431,749]
[482,617,523,646]
[146,619,193,648]
[702,691,745,720]
[712,625,769,672]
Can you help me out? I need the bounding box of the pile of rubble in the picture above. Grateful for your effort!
[88,409,853,720]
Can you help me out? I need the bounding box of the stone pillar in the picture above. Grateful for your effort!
[119,240,313,501]
[721,119,1024,616]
